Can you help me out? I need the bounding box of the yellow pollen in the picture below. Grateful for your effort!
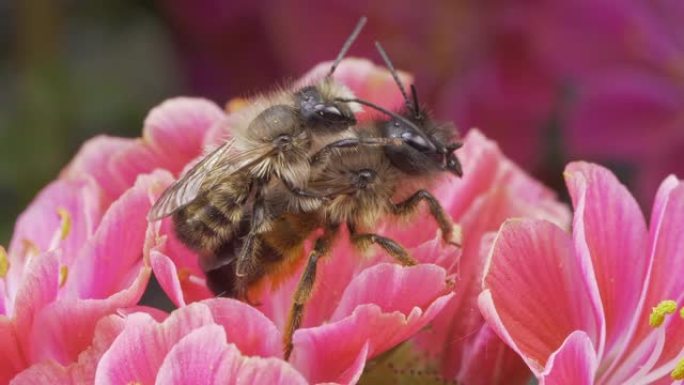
[226,97,248,113]
[0,246,8,278]
[177,268,191,282]
[672,358,684,380]
[56,207,72,240]
[680,306,684,319]
[59,265,69,287]
[22,239,40,257]
[127,382,143,385]
[649,300,678,328]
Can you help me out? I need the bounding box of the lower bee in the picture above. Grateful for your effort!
[148,17,370,298]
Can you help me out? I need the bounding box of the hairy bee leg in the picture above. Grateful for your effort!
[309,137,403,166]
[350,231,417,266]
[283,226,337,360]
[391,189,461,246]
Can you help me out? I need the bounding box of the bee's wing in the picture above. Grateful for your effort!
[148,138,280,221]
[148,140,236,220]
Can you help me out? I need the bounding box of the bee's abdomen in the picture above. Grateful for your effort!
[172,198,237,254]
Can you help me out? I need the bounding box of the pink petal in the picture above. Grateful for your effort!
[480,219,601,372]
[540,331,598,385]
[0,318,25,384]
[150,251,188,307]
[642,180,684,366]
[154,325,308,385]
[94,303,215,385]
[27,266,150,364]
[9,361,72,385]
[565,162,649,358]
[69,171,172,298]
[11,314,126,385]
[456,325,532,385]
[202,298,282,358]
[330,263,450,321]
[13,251,60,349]
[142,97,225,173]
[291,264,453,383]
[7,178,103,295]
[60,136,139,201]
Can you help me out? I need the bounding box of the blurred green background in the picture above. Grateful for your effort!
[1,1,181,244]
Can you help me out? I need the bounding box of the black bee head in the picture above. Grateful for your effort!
[381,113,463,177]
[295,86,356,132]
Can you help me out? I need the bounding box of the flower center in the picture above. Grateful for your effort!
[649,299,684,380]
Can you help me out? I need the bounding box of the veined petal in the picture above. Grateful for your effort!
[94,304,215,385]
[481,219,601,372]
[154,325,308,385]
[565,162,649,359]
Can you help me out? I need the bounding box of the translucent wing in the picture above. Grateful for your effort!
[148,139,277,221]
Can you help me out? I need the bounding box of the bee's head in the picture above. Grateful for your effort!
[380,111,463,177]
[295,85,356,133]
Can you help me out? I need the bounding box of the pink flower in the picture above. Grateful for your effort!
[480,162,684,384]
[401,130,570,385]
[0,97,224,382]
[149,58,456,383]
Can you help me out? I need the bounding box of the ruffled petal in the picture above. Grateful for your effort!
[94,304,215,385]
[154,325,308,385]
[540,331,598,385]
[291,264,453,384]
[68,171,171,298]
[142,97,225,173]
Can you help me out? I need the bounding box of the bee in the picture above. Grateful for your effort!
[147,17,372,299]
[206,44,464,359]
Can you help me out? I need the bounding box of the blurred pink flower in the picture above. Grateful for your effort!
[480,162,684,384]
[531,0,684,204]
[0,97,224,383]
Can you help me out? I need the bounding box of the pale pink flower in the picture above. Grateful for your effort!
[480,162,684,384]
[1,97,224,383]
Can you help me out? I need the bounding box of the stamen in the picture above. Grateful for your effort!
[59,265,69,287]
[0,246,8,278]
[177,267,191,282]
[672,358,684,380]
[649,300,678,327]
[56,207,72,240]
[22,239,40,257]
[680,306,684,319]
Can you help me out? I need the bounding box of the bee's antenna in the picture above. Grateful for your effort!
[374,41,411,109]
[335,97,424,134]
[328,16,368,78]
[410,84,422,119]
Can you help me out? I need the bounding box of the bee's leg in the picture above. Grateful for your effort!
[283,225,338,360]
[234,188,269,303]
[309,137,404,166]
[283,179,325,199]
[348,223,417,266]
[391,189,461,246]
